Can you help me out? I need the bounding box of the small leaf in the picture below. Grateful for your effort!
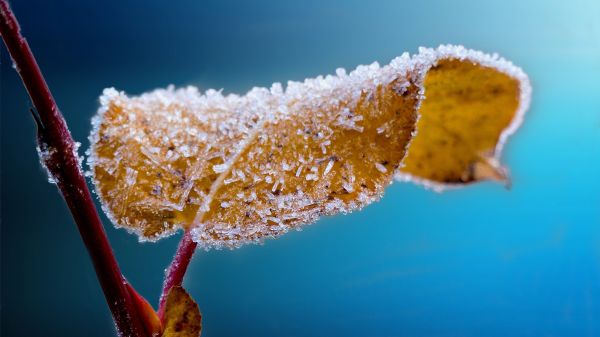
[89,45,530,248]
[162,286,201,337]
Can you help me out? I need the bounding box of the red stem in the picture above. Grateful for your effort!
[0,2,147,336]
[158,230,197,320]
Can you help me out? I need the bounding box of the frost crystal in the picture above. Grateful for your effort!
[323,160,334,176]
[36,142,57,184]
[375,162,388,173]
[212,164,228,173]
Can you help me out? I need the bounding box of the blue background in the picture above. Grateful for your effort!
[1,0,599,336]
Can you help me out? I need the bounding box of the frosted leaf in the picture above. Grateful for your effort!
[88,44,530,247]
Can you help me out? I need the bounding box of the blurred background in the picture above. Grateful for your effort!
[1,0,599,336]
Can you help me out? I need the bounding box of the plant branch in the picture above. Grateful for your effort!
[158,230,197,321]
[0,2,148,336]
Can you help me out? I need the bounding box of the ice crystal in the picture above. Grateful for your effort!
[36,142,57,184]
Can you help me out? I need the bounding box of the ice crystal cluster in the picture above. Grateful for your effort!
[88,45,531,249]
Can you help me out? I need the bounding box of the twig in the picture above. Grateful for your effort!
[158,230,197,321]
[0,2,148,336]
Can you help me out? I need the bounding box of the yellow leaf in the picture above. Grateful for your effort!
[397,49,530,191]
[89,45,530,248]
[162,286,201,337]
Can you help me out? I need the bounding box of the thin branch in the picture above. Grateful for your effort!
[0,2,148,336]
[158,230,197,321]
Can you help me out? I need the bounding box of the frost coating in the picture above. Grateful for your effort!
[88,45,531,248]
[37,142,58,184]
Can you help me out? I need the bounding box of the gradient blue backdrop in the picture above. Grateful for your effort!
[1,0,599,336]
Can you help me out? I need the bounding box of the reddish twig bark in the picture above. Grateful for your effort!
[158,230,197,321]
[0,2,148,336]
